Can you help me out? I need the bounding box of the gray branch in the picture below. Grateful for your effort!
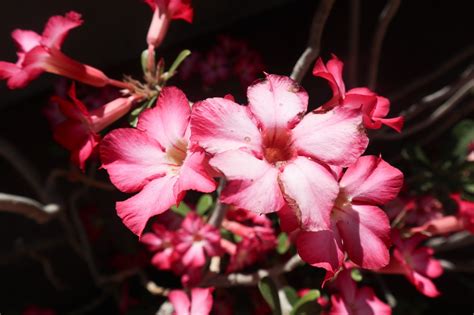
[0,193,60,223]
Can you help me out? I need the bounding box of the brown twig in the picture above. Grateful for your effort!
[290,0,336,83]
[0,193,60,223]
[208,178,229,227]
[47,169,116,192]
[367,0,401,89]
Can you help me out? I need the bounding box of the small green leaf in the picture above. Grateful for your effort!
[141,49,149,74]
[291,290,321,315]
[277,233,290,254]
[171,202,191,217]
[196,194,213,215]
[258,277,282,315]
[351,269,363,282]
[283,286,299,306]
[162,50,191,81]
[129,96,158,127]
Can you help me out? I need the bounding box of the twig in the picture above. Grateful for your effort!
[28,250,65,290]
[46,169,116,192]
[389,46,474,103]
[146,281,170,296]
[428,231,474,252]
[367,0,401,89]
[348,0,360,87]
[440,259,474,273]
[290,0,336,83]
[208,178,229,227]
[0,193,60,223]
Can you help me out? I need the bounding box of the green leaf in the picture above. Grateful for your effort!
[129,96,158,127]
[171,202,191,217]
[196,194,213,215]
[283,286,299,306]
[141,49,149,74]
[277,233,290,254]
[258,277,282,315]
[452,120,474,161]
[291,290,321,315]
[351,269,363,282]
[162,50,191,81]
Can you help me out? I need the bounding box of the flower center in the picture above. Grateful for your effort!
[166,138,188,166]
[262,128,295,165]
[331,189,351,221]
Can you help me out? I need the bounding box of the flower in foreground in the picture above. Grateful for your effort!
[168,287,213,315]
[323,269,391,315]
[51,84,136,170]
[0,12,109,89]
[313,55,403,132]
[294,156,403,281]
[379,231,443,297]
[191,73,368,232]
[100,87,216,236]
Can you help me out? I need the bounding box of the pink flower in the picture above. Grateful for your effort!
[323,269,391,315]
[141,223,177,270]
[175,212,222,268]
[313,55,403,132]
[51,84,136,170]
[387,195,443,227]
[379,231,443,297]
[295,156,403,281]
[145,0,193,48]
[191,73,368,232]
[100,87,216,236]
[200,50,230,86]
[0,12,109,89]
[168,287,213,315]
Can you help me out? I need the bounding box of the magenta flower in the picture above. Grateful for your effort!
[323,269,391,315]
[100,87,216,236]
[175,212,222,268]
[191,74,368,232]
[141,223,177,270]
[295,156,403,280]
[313,55,403,132]
[168,287,214,315]
[380,232,443,297]
[0,12,109,89]
[51,84,135,170]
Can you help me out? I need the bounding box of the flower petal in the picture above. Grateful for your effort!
[410,271,441,298]
[340,155,403,205]
[176,150,217,193]
[11,29,41,53]
[280,157,338,231]
[191,97,262,154]
[190,288,214,315]
[247,74,308,132]
[168,289,191,315]
[41,11,83,49]
[293,107,368,167]
[100,128,168,192]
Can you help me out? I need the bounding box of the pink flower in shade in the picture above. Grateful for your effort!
[379,231,443,297]
[410,194,474,235]
[323,269,391,315]
[145,0,193,48]
[191,74,368,232]
[200,50,230,86]
[0,12,109,89]
[294,156,403,282]
[100,87,216,236]
[141,223,177,270]
[175,212,222,268]
[168,287,214,315]
[386,195,443,227]
[313,55,403,132]
[51,84,136,170]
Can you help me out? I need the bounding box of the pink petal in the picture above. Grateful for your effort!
[168,0,194,22]
[312,58,341,108]
[340,156,404,205]
[296,230,344,283]
[41,11,83,49]
[116,175,180,236]
[151,248,175,270]
[138,87,191,149]
[292,107,368,167]
[182,244,207,267]
[379,116,404,133]
[336,204,391,269]
[11,29,41,53]
[100,128,169,192]
[326,55,345,95]
[211,150,285,213]
[191,97,262,154]
[176,150,217,193]
[410,271,441,298]
[190,288,214,315]
[355,287,392,315]
[280,157,338,231]
[326,295,350,315]
[168,290,191,315]
[277,204,300,233]
[411,248,443,278]
[247,74,308,131]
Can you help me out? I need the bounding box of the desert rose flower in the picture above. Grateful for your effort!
[141,223,177,270]
[168,287,213,315]
[191,73,368,232]
[0,12,109,89]
[100,87,216,236]
[145,0,193,49]
[295,156,403,281]
[379,231,443,297]
[313,55,403,132]
[51,84,136,170]
[323,269,391,315]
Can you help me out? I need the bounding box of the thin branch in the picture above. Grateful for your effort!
[348,0,360,87]
[46,169,116,192]
[28,250,65,290]
[208,178,229,227]
[0,193,60,223]
[367,0,401,89]
[290,0,336,83]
